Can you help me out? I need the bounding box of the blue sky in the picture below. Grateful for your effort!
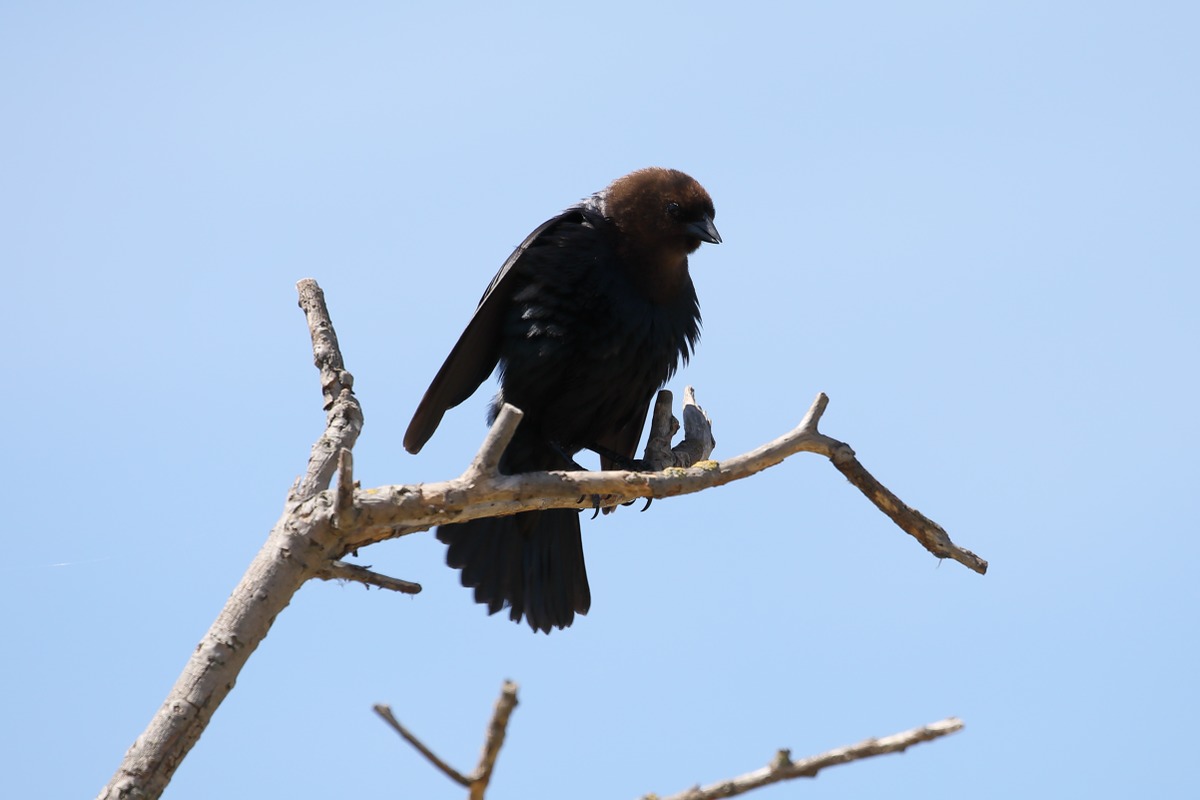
[4,2,1198,798]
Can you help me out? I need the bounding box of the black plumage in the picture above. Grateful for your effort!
[405,167,720,633]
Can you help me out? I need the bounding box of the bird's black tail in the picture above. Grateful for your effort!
[436,509,591,633]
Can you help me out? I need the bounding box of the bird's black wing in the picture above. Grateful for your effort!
[404,207,588,454]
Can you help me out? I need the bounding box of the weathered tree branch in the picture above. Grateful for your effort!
[331,392,986,575]
[645,385,714,468]
[375,681,520,800]
[468,681,519,800]
[374,704,474,787]
[293,280,363,501]
[314,560,422,594]
[643,717,964,800]
[381,686,960,800]
[99,278,984,799]
[98,280,366,800]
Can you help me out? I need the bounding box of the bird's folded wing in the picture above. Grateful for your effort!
[403,208,587,454]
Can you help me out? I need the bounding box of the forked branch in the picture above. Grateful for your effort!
[378,686,961,800]
[374,681,520,800]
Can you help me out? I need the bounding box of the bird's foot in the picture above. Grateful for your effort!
[578,492,639,517]
[550,440,588,471]
[584,442,648,471]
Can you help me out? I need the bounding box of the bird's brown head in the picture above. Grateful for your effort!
[602,167,720,300]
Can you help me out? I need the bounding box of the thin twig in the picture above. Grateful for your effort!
[375,681,521,800]
[645,717,964,800]
[294,279,364,500]
[333,448,356,528]
[469,681,520,800]
[373,704,472,787]
[832,455,978,568]
[315,561,421,594]
[297,277,352,410]
[468,405,524,478]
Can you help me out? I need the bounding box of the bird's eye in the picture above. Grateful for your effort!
[666,201,682,219]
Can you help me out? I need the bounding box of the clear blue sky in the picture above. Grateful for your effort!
[4,3,1197,798]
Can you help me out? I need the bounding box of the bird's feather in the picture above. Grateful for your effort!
[403,208,589,454]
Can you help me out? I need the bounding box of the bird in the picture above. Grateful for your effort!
[404,167,720,633]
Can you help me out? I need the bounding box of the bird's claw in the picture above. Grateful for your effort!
[578,494,605,518]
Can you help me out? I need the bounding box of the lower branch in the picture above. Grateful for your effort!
[469,681,519,800]
[378,685,959,800]
[374,704,473,787]
[376,681,520,800]
[646,717,964,800]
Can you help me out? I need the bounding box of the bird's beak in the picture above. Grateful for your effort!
[687,215,722,245]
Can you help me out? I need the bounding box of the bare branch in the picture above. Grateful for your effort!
[643,387,714,470]
[467,404,524,479]
[468,681,520,800]
[294,278,364,500]
[297,277,353,410]
[644,389,680,468]
[374,704,472,787]
[645,718,964,800]
[832,455,982,571]
[98,280,365,800]
[375,681,520,800]
[336,393,987,575]
[315,560,422,594]
[333,448,356,528]
[676,386,715,464]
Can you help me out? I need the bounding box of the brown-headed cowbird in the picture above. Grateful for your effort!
[405,167,720,633]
